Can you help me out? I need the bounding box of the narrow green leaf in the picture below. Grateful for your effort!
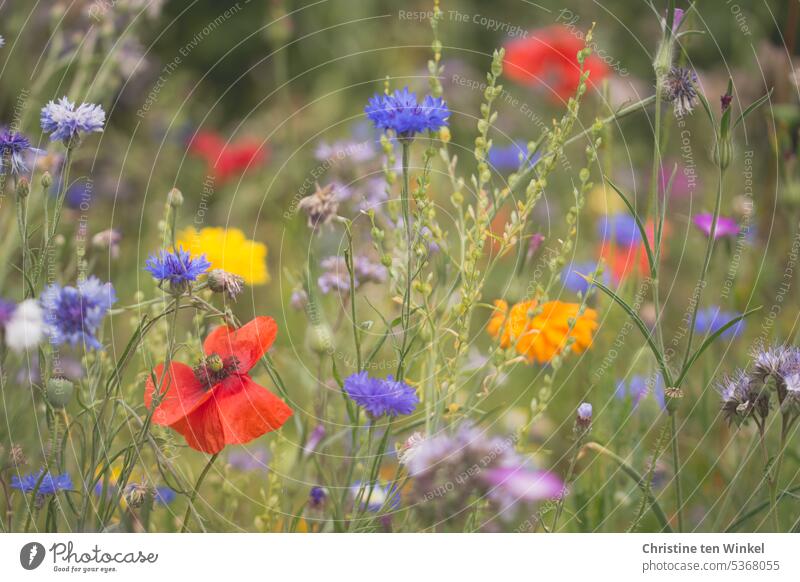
[675,306,761,386]
[733,88,773,130]
[605,177,656,276]
[588,277,673,386]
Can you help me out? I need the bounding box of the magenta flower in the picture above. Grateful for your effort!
[693,213,739,239]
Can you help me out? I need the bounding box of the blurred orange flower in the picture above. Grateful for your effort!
[487,299,598,364]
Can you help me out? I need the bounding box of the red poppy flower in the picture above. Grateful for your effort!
[503,26,609,102]
[189,130,268,184]
[598,220,671,282]
[145,317,292,454]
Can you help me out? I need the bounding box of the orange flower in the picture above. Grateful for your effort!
[487,299,598,364]
[145,317,292,454]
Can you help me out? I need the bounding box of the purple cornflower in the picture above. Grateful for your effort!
[41,276,116,349]
[11,470,72,495]
[309,486,327,509]
[40,97,105,144]
[561,261,608,295]
[616,375,665,409]
[598,213,641,247]
[227,448,270,472]
[693,213,739,239]
[0,129,43,175]
[145,246,211,292]
[488,141,540,171]
[343,371,419,417]
[576,402,593,423]
[694,307,745,339]
[365,88,450,137]
[154,486,177,505]
[665,67,698,117]
[318,255,387,295]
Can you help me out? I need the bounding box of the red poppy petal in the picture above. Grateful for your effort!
[214,374,292,447]
[145,363,211,427]
[171,400,226,454]
[203,317,278,372]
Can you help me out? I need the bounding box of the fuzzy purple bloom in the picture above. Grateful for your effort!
[343,371,419,417]
[318,255,387,295]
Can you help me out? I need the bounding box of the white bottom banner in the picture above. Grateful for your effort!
[1,534,798,581]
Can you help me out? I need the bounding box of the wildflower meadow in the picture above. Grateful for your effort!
[2,0,800,554]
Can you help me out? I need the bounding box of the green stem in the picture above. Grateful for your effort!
[396,140,413,381]
[180,453,220,533]
[669,411,684,532]
[552,431,585,532]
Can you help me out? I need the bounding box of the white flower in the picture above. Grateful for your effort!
[397,432,425,466]
[5,299,45,352]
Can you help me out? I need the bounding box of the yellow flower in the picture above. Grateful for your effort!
[487,299,597,364]
[177,227,269,285]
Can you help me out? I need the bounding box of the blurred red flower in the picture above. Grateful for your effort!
[189,131,268,184]
[599,220,670,282]
[503,26,609,102]
[145,317,292,454]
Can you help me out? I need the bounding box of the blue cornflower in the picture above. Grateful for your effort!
[0,128,44,175]
[561,261,608,295]
[616,374,665,408]
[694,307,745,339]
[365,88,449,137]
[154,486,177,505]
[40,97,105,144]
[351,480,401,512]
[597,213,641,247]
[343,371,419,417]
[11,470,72,495]
[41,276,116,349]
[488,141,540,171]
[145,246,211,292]
[309,486,327,509]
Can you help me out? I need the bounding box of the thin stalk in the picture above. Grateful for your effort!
[669,411,684,532]
[396,140,413,381]
[180,453,219,533]
[552,430,586,532]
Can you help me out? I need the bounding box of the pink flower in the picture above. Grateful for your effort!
[693,213,739,239]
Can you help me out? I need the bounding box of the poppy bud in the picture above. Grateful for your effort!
[308,323,332,355]
[41,172,53,189]
[46,377,74,408]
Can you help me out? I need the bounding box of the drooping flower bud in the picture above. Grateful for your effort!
[208,269,244,301]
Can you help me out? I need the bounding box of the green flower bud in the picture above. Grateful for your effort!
[46,377,74,408]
